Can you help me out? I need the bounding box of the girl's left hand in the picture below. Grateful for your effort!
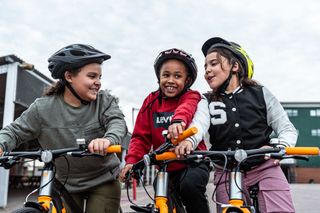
[174,140,193,158]
[88,138,111,155]
[261,145,281,165]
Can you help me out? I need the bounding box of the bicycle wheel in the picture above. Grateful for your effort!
[11,207,43,213]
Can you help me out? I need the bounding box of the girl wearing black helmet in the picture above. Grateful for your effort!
[120,48,210,213]
[0,44,127,213]
[183,37,297,212]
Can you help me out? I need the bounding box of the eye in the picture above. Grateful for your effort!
[175,74,182,79]
[211,61,218,66]
[161,72,169,78]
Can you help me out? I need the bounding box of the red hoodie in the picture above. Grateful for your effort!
[125,89,207,171]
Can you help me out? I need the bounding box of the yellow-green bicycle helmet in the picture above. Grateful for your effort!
[201,37,254,79]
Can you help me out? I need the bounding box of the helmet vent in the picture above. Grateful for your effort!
[57,52,66,56]
[70,50,86,56]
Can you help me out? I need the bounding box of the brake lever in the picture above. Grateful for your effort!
[287,155,309,161]
[68,150,103,158]
[2,157,20,169]
[269,153,309,162]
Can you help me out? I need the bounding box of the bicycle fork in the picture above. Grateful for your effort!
[155,170,170,213]
[221,170,255,213]
[37,164,66,213]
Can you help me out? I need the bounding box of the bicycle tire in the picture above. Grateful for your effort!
[11,207,43,213]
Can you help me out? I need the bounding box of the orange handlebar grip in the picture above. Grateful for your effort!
[285,147,320,155]
[171,127,198,145]
[155,152,177,161]
[106,145,122,153]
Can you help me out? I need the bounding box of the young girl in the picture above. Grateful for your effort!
[0,44,127,213]
[120,48,210,213]
[184,37,297,213]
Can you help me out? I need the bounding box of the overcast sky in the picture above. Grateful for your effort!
[1,0,320,131]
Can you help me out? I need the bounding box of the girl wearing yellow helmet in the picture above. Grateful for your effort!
[181,37,297,212]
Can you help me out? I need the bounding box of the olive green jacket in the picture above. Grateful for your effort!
[0,90,127,192]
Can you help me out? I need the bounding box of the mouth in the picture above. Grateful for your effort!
[90,88,100,94]
[165,86,176,92]
[207,75,215,82]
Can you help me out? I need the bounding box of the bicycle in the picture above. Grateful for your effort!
[0,139,121,213]
[155,145,320,213]
[124,127,198,213]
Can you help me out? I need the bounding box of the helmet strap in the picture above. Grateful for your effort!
[218,64,234,94]
[65,81,90,105]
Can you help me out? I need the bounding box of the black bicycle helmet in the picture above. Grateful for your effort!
[201,37,254,79]
[154,48,198,88]
[48,44,111,79]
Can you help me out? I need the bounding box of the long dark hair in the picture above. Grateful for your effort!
[206,47,258,101]
[43,68,81,96]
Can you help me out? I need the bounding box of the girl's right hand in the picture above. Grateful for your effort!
[119,164,133,182]
[167,121,186,140]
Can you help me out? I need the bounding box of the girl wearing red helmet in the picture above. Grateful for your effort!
[120,48,210,213]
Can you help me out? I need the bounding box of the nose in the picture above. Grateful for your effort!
[205,67,212,75]
[167,76,175,83]
[95,78,101,86]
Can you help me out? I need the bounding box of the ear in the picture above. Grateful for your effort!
[185,76,192,87]
[64,71,73,83]
[232,62,240,73]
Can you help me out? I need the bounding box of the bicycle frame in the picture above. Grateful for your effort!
[127,127,197,213]
[1,141,121,213]
[128,155,184,213]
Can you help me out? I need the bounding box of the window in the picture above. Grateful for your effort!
[286,109,298,117]
[310,109,320,117]
[311,129,320,136]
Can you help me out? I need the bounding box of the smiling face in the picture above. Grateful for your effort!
[64,63,102,103]
[159,59,189,98]
[204,52,239,92]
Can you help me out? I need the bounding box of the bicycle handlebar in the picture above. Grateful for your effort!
[284,147,320,155]
[147,146,320,163]
[128,127,198,179]
[0,145,122,169]
[170,126,198,145]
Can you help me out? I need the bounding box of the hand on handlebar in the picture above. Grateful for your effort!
[174,140,193,158]
[167,121,186,140]
[88,138,111,156]
[119,164,133,182]
[0,148,3,157]
[260,145,280,165]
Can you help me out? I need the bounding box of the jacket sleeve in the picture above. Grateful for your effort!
[0,102,41,152]
[171,90,201,126]
[185,95,210,149]
[263,87,297,147]
[101,92,127,145]
[125,96,153,164]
